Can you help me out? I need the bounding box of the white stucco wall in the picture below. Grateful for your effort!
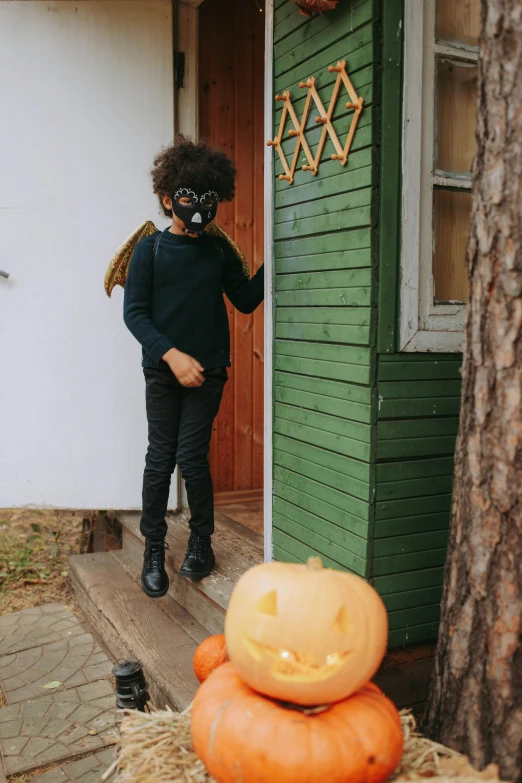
[0,0,177,509]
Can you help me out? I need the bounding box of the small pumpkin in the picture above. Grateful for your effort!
[192,662,404,783]
[193,634,228,683]
[224,557,388,705]
[290,0,339,18]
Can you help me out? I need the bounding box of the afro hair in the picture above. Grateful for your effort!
[151,135,236,217]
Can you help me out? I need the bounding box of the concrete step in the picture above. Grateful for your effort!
[118,510,263,636]
[68,550,207,711]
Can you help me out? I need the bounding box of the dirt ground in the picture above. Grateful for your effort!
[0,510,95,783]
[0,509,85,616]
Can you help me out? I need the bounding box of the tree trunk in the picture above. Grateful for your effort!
[423,3,522,780]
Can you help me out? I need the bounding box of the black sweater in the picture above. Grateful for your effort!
[123,229,264,369]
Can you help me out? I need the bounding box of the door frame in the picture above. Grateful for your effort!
[175,0,274,561]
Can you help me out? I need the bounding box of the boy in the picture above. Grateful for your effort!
[123,136,264,598]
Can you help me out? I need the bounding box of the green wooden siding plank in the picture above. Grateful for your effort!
[375,456,455,482]
[274,512,367,575]
[274,463,371,522]
[274,480,370,538]
[379,352,462,363]
[373,548,447,576]
[373,530,449,557]
[376,494,452,520]
[274,1,372,75]
[276,340,371,366]
[377,474,454,501]
[382,585,443,613]
[274,415,372,462]
[274,206,372,240]
[373,567,444,595]
[274,355,372,385]
[377,436,457,460]
[275,321,371,345]
[379,418,459,440]
[275,287,371,308]
[275,228,371,257]
[275,151,372,209]
[275,187,372,225]
[388,604,441,633]
[273,529,368,577]
[377,0,403,354]
[379,397,461,418]
[275,168,372,215]
[388,623,439,647]
[273,432,372,484]
[273,544,303,565]
[275,386,372,424]
[277,306,371,324]
[275,371,373,403]
[379,379,462,399]
[276,269,372,292]
[275,25,373,94]
[275,402,371,445]
[276,249,372,275]
[274,3,305,41]
[378,417,459,440]
[275,495,370,551]
[379,361,462,381]
[374,512,449,539]
[274,447,371,502]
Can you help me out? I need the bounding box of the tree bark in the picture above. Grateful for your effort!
[423,3,522,780]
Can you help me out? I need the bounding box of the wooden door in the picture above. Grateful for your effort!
[199,0,265,503]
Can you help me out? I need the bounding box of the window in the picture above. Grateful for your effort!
[400,0,479,352]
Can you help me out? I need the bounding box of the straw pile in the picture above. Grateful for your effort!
[105,705,508,783]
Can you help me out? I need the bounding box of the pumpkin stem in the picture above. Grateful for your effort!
[306,557,323,571]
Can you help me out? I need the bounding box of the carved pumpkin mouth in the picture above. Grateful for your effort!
[242,636,352,682]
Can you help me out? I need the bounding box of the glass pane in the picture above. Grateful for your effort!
[433,189,471,304]
[436,59,478,175]
[436,0,480,46]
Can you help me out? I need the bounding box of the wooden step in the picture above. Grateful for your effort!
[68,550,207,711]
[118,510,263,636]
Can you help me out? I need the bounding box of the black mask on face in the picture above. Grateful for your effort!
[172,188,219,235]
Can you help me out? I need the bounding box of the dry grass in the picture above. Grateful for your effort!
[0,509,84,616]
[107,707,509,783]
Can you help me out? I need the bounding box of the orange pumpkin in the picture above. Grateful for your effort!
[192,662,404,783]
[224,557,388,705]
[193,634,228,683]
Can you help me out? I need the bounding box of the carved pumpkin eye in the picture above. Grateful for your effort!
[255,590,277,616]
[332,606,351,633]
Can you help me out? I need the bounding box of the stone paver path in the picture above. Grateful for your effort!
[0,603,84,656]
[0,634,112,704]
[0,680,117,776]
[31,748,116,783]
[0,603,117,781]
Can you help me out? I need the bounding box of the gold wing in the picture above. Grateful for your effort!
[104,221,249,298]
[104,220,159,297]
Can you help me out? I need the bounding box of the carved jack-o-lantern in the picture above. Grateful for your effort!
[225,557,388,706]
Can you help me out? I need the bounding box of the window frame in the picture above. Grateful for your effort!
[400,0,478,353]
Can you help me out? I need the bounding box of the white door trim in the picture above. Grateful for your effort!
[263,0,274,562]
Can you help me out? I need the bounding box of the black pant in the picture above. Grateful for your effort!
[141,366,227,540]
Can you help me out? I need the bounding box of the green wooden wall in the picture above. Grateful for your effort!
[270,0,462,647]
[272,0,377,577]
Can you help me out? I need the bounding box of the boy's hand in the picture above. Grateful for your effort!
[162,348,204,387]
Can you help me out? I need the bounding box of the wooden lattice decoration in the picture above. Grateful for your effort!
[267,59,364,185]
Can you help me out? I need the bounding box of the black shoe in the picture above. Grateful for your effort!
[179,533,215,580]
[141,538,170,598]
